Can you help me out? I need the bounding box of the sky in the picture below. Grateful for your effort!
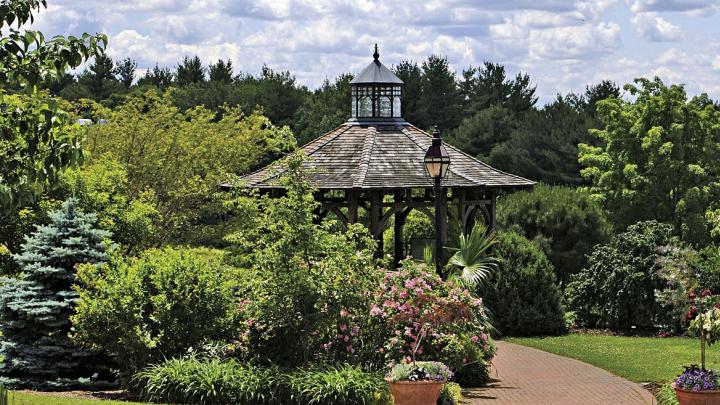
[33,0,720,104]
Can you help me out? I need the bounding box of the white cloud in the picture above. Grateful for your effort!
[655,48,688,64]
[528,22,621,60]
[630,0,717,14]
[632,12,683,41]
[713,55,720,70]
[20,0,720,103]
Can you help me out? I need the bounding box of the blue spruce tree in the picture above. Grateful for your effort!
[0,199,111,389]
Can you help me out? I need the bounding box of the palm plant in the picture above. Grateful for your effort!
[446,223,498,288]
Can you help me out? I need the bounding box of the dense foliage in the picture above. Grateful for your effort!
[0,199,110,389]
[72,247,237,375]
[9,3,720,394]
[497,184,611,285]
[227,155,383,367]
[0,0,106,212]
[579,78,720,246]
[567,221,675,330]
[0,157,158,275]
[84,91,296,244]
[54,157,159,252]
[479,232,565,336]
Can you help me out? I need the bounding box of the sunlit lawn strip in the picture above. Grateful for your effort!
[507,334,720,383]
[8,392,150,405]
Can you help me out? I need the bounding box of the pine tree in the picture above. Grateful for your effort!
[114,57,137,88]
[0,199,111,389]
[208,59,234,83]
[394,60,422,126]
[418,55,463,132]
[176,55,205,85]
[137,64,175,89]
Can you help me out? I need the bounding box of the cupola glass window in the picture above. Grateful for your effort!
[349,45,403,120]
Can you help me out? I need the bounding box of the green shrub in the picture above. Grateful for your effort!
[134,359,390,405]
[656,382,679,405]
[72,247,237,376]
[497,184,611,285]
[55,157,160,253]
[454,362,491,388]
[227,155,383,367]
[478,232,565,336]
[440,382,463,405]
[696,246,720,294]
[566,221,674,330]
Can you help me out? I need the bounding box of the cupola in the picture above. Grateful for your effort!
[348,45,405,125]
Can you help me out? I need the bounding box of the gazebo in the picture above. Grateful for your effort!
[240,47,534,266]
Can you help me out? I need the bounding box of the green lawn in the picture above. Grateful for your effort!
[6,391,149,404]
[507,334,720,383]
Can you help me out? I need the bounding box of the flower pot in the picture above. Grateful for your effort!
[675,387,720,405]
[386,377,445,405]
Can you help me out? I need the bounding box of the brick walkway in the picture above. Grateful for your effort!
[465,341,656,405]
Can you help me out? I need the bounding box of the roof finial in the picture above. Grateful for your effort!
[373,44,379,61]
[432,125,441,139]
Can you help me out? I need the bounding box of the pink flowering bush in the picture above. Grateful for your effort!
[365,260,495,377]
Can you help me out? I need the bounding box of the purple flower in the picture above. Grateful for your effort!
[675,366,718,391]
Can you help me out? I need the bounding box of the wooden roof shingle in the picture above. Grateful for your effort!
[239,124,534,190]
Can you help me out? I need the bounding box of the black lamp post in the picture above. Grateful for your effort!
[424,127,450,278]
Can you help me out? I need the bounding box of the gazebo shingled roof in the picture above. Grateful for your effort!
[241,124,533,190]
[237,46,534,266]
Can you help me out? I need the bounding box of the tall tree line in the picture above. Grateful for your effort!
[45,53,624,186]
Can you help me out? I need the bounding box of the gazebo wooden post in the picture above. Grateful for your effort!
[455,188,467,235]
[488,190,497,230]
[347,190,359,224]
[370,190,383,257]
[393,191,409,268]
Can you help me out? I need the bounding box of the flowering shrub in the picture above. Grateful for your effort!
[226,157,384,367]
[366,260,494,374]
[388,361,452,382]
[683,289,720,324]
[674,366,718,391]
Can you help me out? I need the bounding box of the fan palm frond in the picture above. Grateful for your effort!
[446,223,498,288]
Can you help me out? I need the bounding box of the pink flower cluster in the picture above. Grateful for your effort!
[370,265,492,366]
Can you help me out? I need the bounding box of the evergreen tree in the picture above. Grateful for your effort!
[418,55,463,131]
[584,80,620,118]
[460,62,537,116]
[0,199,111,389]
[293,73,352,145]
[77,54,121,100]
[394,60,422,125]
[487,94,592,185]
[209,59,234,83]
[176,55,205,86]
[114,57,137,88]
[137,64,174,89]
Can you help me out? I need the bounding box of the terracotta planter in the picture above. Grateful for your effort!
[675,387,720,405]
[386,377,445,405]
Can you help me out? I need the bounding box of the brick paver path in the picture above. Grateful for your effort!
[465,341,656,405]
